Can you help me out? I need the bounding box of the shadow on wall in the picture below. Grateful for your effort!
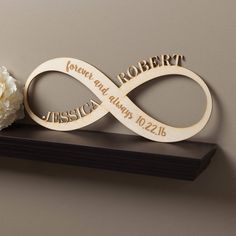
[0,145,235,204]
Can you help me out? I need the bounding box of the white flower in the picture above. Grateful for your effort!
[0,66,24,130]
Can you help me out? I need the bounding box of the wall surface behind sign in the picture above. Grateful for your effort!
[0,0,235,235]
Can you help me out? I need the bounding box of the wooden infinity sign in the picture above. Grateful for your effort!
[24,56,212,142]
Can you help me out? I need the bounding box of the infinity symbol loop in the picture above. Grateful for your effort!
[24,58,212,142]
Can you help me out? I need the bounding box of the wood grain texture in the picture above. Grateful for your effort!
[0,124,217,180]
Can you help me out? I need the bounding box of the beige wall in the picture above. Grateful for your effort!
[0,0,235,235]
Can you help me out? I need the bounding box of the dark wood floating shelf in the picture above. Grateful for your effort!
[0,124,217,180]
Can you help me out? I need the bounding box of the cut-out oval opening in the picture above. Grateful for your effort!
[128,74,206,128]
[28,71,100,119]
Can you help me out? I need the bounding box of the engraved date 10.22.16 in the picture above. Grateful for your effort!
[136,115,166,136]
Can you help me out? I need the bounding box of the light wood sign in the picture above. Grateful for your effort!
[24,55,212,142]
